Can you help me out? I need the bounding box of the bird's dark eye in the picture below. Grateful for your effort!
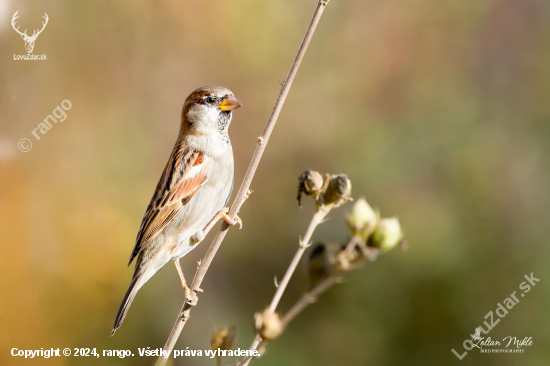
[205,96,216,104]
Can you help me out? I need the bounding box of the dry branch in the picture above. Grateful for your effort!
[238,208,330,366]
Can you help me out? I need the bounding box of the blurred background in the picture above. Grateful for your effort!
[1,0,549,365]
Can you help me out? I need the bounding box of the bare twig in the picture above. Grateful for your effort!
[238,208,330,366]
[281,273,337,326]
[239,207,329,366]
[155,1,332,365]
[239,259,340,366]
[242,275,338,365]
[239,230,365,366]
[269,208,329,313]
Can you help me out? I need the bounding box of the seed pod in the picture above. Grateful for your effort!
[321,174,352,208]
[210,326,237,351]
[334,250,352,272]
[346,197,378,239]
[255,309,284,341]
[297,170,325,206]
[306,242,334,289]
[370,217,404,252]
[334,243,362,272]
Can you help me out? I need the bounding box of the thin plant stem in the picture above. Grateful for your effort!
[239,233,361,366]
[239,263,340,366]
[281,275,337,326]
[239,207,330,366]
[268,207,329,313]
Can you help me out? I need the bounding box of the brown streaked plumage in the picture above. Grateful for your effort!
[130,146,206,263]
[111,86,242,336]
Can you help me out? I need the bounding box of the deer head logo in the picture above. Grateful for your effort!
[11,11,49,54]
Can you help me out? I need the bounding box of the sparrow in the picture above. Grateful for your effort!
[111,85,242,336]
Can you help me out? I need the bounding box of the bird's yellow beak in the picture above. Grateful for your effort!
[219,96,243,111]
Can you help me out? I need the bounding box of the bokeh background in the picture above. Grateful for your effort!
[1,0,549,365]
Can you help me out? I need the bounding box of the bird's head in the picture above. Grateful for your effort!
[181,85,242,141]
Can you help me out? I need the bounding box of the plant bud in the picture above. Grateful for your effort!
[321,174,352,208]
[210,326,236,352]
[346,197,378,239]
[306,242,334,289]
[370,217,404,252]
[255,309,284,341]
[297,170,325,206]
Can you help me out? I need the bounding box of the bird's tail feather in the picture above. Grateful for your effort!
[110,270,148,336]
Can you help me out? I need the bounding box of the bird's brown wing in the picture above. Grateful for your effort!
[128,143,206,265]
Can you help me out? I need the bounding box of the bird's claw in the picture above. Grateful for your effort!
[184,285,199,306]
[221,210,243,229]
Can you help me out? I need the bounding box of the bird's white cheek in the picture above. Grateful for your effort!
[186,105,219,127]
[204,107,220,125]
